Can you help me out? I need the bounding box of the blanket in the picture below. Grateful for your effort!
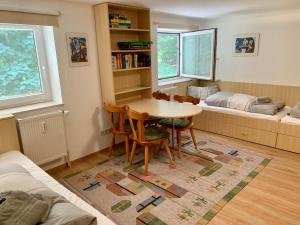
[205,92,285,115]
[290,101,300,119]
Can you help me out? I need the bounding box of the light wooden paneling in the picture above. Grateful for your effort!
[0,114,20,154]
[200,80,300,106]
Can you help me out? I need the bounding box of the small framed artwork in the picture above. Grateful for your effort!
[233,33,260,56]
[66,32,89,66]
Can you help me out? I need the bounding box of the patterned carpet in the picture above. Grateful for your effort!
[61,133,271,225]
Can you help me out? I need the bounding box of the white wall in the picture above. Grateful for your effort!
[0,0,110,160]
[201,10,300,87]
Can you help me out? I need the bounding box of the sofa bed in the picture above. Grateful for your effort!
[0,150,116,225]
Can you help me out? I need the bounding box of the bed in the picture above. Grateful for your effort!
[193,100,290,147]
[0,150,116,225]
[276,115,300,153]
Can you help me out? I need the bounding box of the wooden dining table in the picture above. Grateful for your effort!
[124,98,202,156]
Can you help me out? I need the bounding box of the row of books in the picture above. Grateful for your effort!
[112,54,151,70]
[117,41,151,50]
[109,14,131,29]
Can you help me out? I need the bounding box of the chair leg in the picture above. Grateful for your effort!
[144,145,149,175]
[108,133,115,158]
[125,135,129,162]
[190,128,197,150]
[158,142,162,159]
[130,141,137,164]
[177,131,182,159]
[164,142,174,165]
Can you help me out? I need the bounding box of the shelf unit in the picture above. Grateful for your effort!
[94,3,152,104]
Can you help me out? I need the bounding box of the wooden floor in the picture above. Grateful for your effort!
[48,131,300,225]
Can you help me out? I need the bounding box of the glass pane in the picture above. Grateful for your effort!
[0,28,42,100]
[157,33,179,79]
[182,32,212,77]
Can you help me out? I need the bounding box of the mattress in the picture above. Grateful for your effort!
[0,151,116,225]
[281,115,300,125]
[199,100,290,121]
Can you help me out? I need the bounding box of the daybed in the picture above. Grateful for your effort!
[193,100,290,147]
[190,81,300,148]
[276,116,300,153]
[0,150,116,225]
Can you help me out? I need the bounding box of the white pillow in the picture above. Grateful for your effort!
[188,85,219,100]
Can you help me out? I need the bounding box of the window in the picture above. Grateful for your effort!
[157,32,180,80]
[0,24,51,109]
[157,28,216,81]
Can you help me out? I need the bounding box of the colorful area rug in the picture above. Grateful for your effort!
[61,133,271,225]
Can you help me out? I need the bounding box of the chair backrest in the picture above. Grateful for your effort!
[126,107,149,142]
[152,91,171,101]
[103,103,127,133]
[174,95,200,105]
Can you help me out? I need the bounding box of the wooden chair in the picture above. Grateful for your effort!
[145,91,171,126]
[159,95,200,159]
[152,91,171,101]
[103,103,131,162]
[126,107,174,175]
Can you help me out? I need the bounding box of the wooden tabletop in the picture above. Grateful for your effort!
[123,98,202,118]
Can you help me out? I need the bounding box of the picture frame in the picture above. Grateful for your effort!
[232,33,260,57]
[66,32,89,66]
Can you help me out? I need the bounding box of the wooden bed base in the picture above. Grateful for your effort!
[193,110,278,147]
[276,121,300,153]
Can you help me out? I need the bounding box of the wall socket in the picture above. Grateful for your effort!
[101,128,112,136]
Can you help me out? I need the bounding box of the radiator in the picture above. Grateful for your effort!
[18,111,70,167]
[160,86,178,96]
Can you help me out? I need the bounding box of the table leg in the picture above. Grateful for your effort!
[171,118,175,160]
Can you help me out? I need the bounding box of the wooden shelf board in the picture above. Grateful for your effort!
[110,28,150,32]
[113,67,151,72]
[112,49,151,53]
[115,86,151,95]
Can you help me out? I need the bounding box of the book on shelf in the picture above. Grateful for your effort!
[118,41,151,50]
[112,53,151,70]
[109,14,132,29]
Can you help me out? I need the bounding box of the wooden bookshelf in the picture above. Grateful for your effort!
[110,28,150,32]
[115,86,151,95]
[94,3,152,104]
[113,66,151,72]
[111,49,151,53]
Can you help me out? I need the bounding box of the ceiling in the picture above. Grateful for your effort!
[65,0,300,18]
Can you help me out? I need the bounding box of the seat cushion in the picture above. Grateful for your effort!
[159,118,190,128]
[144,126,169,141]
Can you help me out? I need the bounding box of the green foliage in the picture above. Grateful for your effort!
[157,33,178,79]
[0,29,41,99]
[158,63,177,79]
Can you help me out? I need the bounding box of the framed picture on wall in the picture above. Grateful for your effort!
[232,33,260,56]
[66,32,89,66]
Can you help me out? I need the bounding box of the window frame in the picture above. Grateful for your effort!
[157,31,180,80]
[180,28,216,80]
[0,24,52,110]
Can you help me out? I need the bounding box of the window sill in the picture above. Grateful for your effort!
[0,101,64,116]
[158,77,193,87]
